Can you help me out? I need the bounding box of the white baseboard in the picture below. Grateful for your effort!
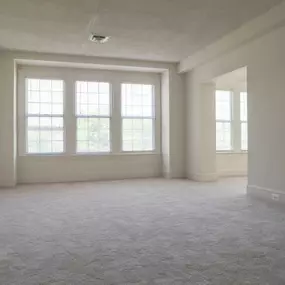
[0,179,17,188]
[188,172,218,182]
[219,170,247,177]
[247,184,285,205]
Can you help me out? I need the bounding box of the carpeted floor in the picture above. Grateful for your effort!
[1,178,285,284]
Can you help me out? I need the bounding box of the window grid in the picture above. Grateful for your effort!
[215,90,232,151]
[121,84,155,152]
[76,81,111,153]
[25,79,64,154]
[240,92,248,151]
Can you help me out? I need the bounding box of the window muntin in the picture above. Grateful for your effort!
[76,81,111,153]
[216,90,232,151]
[121,84,155,152]
[25,79,64,154]
[240,92,248,151]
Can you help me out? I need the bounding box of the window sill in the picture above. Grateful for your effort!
[216,151,248,155]
[19,151,159,157]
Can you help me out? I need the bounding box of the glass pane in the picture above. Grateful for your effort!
[52,117,63,128]
[121,84,154,117]
[76,118,110,153]
[52,130,63,141]
[27,131,39,142]
[26,114,64,154]
[216,90,231,121]
[76,81,110,116]
[52,141,64,153]
[27,117,40,127]
[28,103,40,114]
[77,141,89,153]
[40,117,51,128]
[40,141,52,153]
[26,79,64,116]
[216,122,232,151]
[241,122,248,151]
[28,141,39,153]
[240,92,248,121]
[40,92,52,103]
[122,119,154,151]
[40,103,52,115]
[28,79,40,90]
[28,91,40,102]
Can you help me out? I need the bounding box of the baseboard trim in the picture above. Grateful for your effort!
[188,172,218,182]
[0,180,17,188]
[247,184,285,205]
[219,170,247,177]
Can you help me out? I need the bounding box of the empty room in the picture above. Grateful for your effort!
[1,0,285,284]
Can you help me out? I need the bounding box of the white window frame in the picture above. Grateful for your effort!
[75,80,112,154]
[215,90,233,152]
[240,91,248,151]
[215,87,248,153]
[121,83,156,153]
[18,68,67,156]
[17,66,161,156]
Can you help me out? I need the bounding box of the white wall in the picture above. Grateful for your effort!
[184,18,285,195]
[216,154,247,177]
[18,154,161,184]
[0,51,185,186]
[0,56,16,187]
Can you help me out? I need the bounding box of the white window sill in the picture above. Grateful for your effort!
[216,151,248,155]
[20,151,159,157]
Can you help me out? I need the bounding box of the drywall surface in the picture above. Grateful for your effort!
[185,75,217,181]
[161,70,171,178]
[168,66,186,178]
[0,51,185,186]
[17,154,161,184]
[186,22,285,192]
[0,55,16,186]
[217,153,247,177]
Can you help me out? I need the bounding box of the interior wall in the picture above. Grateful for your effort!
[0,51,185,186]
[185,21,285,196]
[216,154,247,177]
[185,75,217,181]
[17,66,162,184]
[0,56,16,187]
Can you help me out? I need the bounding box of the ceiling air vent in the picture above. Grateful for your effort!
[89,34,110,44]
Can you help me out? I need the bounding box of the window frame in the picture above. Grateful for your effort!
[215,90,233,152]
[75,80,112,154]
[215,87,248,154]
[18,66,161,157]
[18,69,67,156]
[121,83,156,153]
[240,91,248,152]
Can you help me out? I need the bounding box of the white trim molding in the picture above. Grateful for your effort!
[188,172,218,182]
[219,170,247,178]
[247,185,285,205]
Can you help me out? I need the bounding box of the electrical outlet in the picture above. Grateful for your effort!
[271,193,280,201]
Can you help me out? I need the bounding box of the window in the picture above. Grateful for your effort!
[20,68,160,157]
[240,92,248,150]
[76,81,110,153]
[25,78,64,154]
[215,90,232,151]
[121,84,154,151]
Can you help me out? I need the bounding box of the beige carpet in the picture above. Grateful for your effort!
[1,178,285,284]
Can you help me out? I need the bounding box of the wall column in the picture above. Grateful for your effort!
[186,71,217,181]
[0,53,17,187]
